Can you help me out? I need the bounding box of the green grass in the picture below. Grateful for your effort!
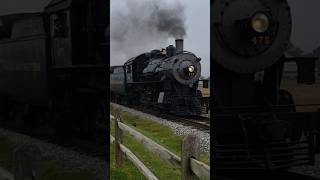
[0,136,94,180]
[110,136,147,180]
[110,105,210,179]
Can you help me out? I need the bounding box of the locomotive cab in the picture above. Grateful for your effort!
[45,0,108,66]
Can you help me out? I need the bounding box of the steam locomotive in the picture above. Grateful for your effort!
[110,39,203,116]
[0,0,108,140]
[212,0,320,171]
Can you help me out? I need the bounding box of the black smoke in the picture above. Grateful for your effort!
[110,0,187,65]
[147,2,186,38]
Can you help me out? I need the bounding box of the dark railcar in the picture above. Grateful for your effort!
[0,0,108,140]
[0,13,47,103]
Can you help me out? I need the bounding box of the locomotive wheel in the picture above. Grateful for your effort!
[51,98,70,142]
[77,93,106,142]
[279,89,296,112]
[93,98,108,144]
[52,90,107,144]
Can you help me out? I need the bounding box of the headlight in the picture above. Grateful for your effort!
[251,13,269,33]
[188,65,195,73]
[178,60,197,79]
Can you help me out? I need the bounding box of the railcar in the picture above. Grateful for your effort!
[0,0,108,140]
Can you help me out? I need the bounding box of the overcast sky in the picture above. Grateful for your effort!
[288,0,320,53]
[184,0,210,77]
[110,0,211,77]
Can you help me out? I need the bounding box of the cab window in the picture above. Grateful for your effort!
[127,65,131,73]
[52,12,68,38]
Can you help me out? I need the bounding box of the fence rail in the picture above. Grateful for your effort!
[110,109,210,180]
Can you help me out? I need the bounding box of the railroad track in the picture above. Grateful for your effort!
[111,102,210,131]
[167,115,210,130]
[214,171,320,180]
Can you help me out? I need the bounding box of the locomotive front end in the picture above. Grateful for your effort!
[161,39,202,116]
[172,53,201,86]
[212,0,316,173]
[213,0,292,73]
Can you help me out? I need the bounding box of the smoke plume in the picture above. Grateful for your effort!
[110,0,187,65]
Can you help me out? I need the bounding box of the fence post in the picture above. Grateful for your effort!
[115,108,124,167]
[181,134,200,180]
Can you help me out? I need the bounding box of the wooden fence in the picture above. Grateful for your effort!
[110,109,210,180]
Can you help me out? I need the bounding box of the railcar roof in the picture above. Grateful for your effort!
[45,0,87,11]
[0,13,42,20]
[124,53,147,65]
[0,13,43,39]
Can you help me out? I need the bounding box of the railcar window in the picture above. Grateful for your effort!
[116,68,124,74]
[52,13,68,38]
[112,67,124,74]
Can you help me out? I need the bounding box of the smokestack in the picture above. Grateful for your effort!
[175,39,183,54]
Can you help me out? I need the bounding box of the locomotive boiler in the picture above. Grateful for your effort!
[110,39,203,116]
[212,0,320,172]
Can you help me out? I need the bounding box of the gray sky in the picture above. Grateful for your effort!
[288,0,320,53]
[184,0,210,77]
[111,0,210,77]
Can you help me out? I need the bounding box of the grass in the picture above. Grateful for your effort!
[110,105,210,179]
[0,136,94,180]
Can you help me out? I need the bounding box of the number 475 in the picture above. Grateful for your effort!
[252,36,271,45]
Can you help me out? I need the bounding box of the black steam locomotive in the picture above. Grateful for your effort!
[110,39,203,116]
[0,0,108,140]
[212,0,320,171]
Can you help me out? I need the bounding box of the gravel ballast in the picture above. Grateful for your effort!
[0,128,107,180]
